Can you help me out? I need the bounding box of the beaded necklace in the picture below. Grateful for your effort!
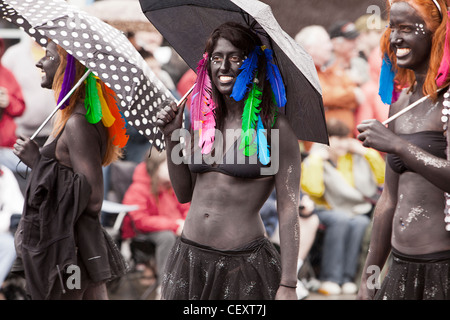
[442,90,450,231]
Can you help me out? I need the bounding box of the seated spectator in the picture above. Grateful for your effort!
[121,149,189,297]
[300,118,385,295]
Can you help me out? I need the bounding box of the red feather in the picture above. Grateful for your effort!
[102,83,129,148]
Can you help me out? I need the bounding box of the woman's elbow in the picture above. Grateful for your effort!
[85,195,104,217]
[176,193,192,204]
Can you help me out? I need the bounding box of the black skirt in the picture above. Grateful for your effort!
[161,236,281,300]
[375,248,450,300]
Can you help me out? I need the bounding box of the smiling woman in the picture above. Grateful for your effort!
[12,40,128,300]
[381,0,446,101]
[156,22,301,300]
[356,0,450,300]
[37,43,60,89]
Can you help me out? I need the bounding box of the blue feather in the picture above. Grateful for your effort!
[231,46,261,101]
[379,54,396,105]
[264,48,286,107]
[257,115,270,165]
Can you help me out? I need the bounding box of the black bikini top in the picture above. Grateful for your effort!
[188,139,270,179]
[41,125,65,160]
[387,131,447,174]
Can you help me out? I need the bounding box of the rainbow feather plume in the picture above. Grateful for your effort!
[231,46,261,101]
[263,47,286,107]
[83,71,128,148]
[239,81,262,157]
[256,115,270,165]
[191,53,216,154]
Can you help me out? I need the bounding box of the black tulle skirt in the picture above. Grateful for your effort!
[375,248,450,300]
[161,236,281,300]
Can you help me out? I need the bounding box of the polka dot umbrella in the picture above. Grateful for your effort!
[0,0,174,151]
[140,0,328,145]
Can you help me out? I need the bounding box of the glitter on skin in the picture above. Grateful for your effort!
[400,206,429,231]
[408,145,450,168]
[285,165,297,205]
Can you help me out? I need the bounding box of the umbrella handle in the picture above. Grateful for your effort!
[31,69,92,140]
[382,87,444,125]
[176,84,195,107]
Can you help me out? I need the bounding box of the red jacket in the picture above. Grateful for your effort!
[0,64,25,147]
[121,162,190,239]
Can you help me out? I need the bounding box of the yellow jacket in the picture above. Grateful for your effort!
[301,147,385,212]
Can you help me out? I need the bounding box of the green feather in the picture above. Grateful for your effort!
[84,72,102,124]
[239,82,262,156]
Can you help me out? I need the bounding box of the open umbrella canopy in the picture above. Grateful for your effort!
[139,0,328,144]
[0,0,175,151]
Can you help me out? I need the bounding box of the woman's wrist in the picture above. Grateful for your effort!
[279,283,297,289]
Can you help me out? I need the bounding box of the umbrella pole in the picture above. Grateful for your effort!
[382,88,444,125]
[30,69,91,140]
[177,84,195,107]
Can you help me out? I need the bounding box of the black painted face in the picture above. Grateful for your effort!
[36,41,61,89]
[209,38,246,96]
[389,2,432,73]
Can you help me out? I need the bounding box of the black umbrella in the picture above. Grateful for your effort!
[139,0,328,144]
[0,0,175,151]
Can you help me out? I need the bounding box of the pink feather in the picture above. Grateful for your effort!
[436,11,450,87]
[199,111,216,154]
[191,53,210,129]
[191,53,216,154]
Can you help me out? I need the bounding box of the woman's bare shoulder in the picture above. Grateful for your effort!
[64,113,101,143]
[390,89,411,115]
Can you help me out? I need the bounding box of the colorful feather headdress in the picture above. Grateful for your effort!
[57,54,128,148]
[232,45,286,165]
[190,45,286,165]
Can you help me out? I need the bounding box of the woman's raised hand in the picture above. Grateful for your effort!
[13,136,40,168]
[156,100,186,138]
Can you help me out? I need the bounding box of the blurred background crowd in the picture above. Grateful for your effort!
[0,0,389,300]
